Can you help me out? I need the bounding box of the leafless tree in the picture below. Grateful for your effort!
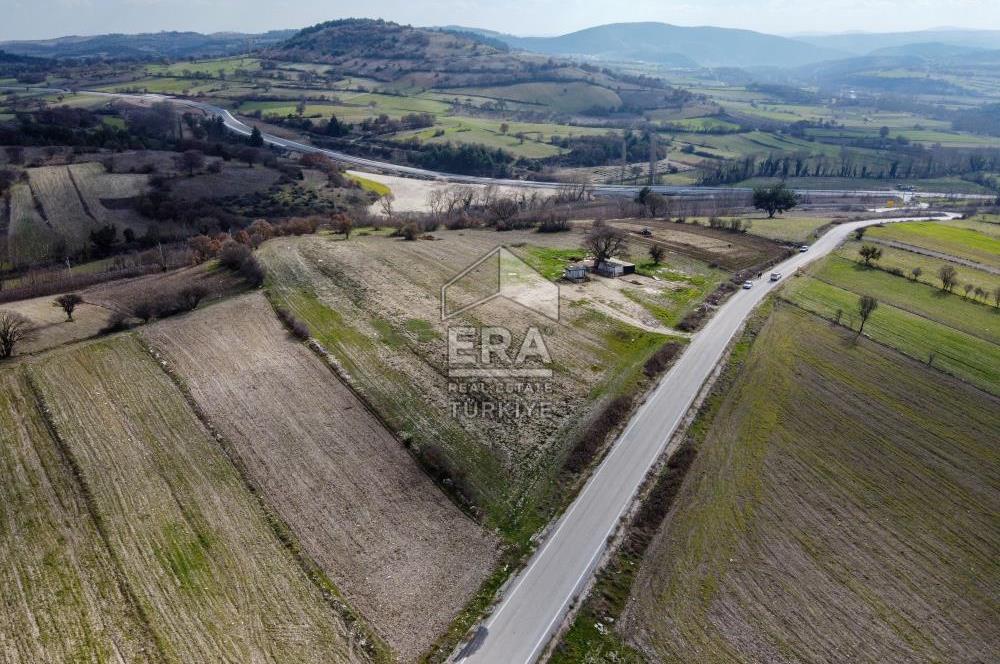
[0,310,35,358]
[53,293,84,321]
[938,265,958,292]
[584,222,628,265]
[378,193,395,218]
[856,294,878,338]
[649,243,665,265]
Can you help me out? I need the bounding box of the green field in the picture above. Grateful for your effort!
[783,270,1000,393]
[455,81,622,114]
[145,56,261,77]
[620,303,999,663]
[866,220,1000,266]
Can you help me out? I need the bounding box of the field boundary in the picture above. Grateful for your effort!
[135,333,396,664]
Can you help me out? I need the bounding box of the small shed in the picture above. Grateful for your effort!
[564,263,588,281]
[597,258,635,277]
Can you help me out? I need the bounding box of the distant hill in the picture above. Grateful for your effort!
[0,30,296,59]
[449,22,849,68]
[869,42,987,59]
[798,29,1000,55]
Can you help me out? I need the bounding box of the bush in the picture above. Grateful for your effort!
[564,394,634,475]
[274,307,310,340]
[643,342,682,377]
[99,311,131,335]
[177,284,208,311]
[239,255,265,287]
[536,215,570,233]
[218,240,252,270]
[398,223,419,241]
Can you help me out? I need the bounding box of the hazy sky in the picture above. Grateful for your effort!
[2,0,999,41]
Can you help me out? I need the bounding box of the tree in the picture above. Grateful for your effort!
[854,227,866,240]
[248,125,264,147]
[644,192,668,217]
[858,244,882,266]
[752,183,798,218]
[856,295,878,337]
[378,193,395,219]
[89,225,118,257]
[487,196,520,228]
[53,293,84,321]
[333,216,353,239]
[963,283,974,299]
[499,122,509,135]
[879,126,890,139]
[177,285,208,311]
[0,310,35,358]
[910,266,922,282]
[938,265,958,292]
[649,243,665,265]
[176,149,204,176]
[994,286,1000,308]
[237,147,259,168]
[584,223,628,265]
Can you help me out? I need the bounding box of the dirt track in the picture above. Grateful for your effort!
[143,293,499,661]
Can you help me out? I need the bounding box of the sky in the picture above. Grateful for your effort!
[2,0,999,41]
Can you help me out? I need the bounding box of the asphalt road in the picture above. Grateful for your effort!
[6,87,993,202]
[453,211,959,664]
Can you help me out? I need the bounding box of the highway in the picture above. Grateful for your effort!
[5,87,994,201]
[452,211,959,664]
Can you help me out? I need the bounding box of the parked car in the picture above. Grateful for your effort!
[799,245,810,252]
[770,272,782,281]
[743,280,754,289]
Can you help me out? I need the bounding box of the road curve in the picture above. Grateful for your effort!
[453,211,959,664]
[4,87,993,201]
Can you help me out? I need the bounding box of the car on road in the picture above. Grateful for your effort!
[799,245,810,252]
[743,280,754,289]
[770,272,782,281]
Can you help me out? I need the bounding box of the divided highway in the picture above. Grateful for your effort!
[5,87,993,201]
[453,211,959,664]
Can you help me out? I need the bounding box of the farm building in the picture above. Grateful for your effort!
[564,263,588,281]
[596,258,636,278]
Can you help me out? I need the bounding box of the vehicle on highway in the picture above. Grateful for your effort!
[743,280,754,289]
[770,272,782,281]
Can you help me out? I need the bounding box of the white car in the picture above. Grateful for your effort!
[743,280,754,289]
[770,272,782,281]
[799,245,810,252]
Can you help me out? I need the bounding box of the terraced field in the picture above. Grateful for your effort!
[30,336,370,663]
[621,304,1000,663]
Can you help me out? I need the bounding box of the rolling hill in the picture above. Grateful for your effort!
[453,22,849,68]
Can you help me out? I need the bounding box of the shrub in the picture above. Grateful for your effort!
[563,394,634,475]
[177,284,208,311]
[239,255,265,287]
[643,342,682,377]
[218,240,251,270]
[274,307,310,340]
[398,223,419,241]
[99,311,131,335]
[536,214,570,233]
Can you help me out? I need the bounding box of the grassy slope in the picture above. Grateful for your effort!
[623,303,1000,663]
[866,220,1000,266]
[836,239,1000,295]
[31,335,367,663]
[0,369,157,662]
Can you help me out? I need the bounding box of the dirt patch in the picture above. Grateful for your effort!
[350,171,557,214]
[611,219,786,271]
[142,293,499,661]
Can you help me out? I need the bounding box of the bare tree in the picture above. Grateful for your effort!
[0,310,35,358]
[487,196,520,228]
[378,193,395,219]
[176,149,205,176]
[649,243,665,265]
[856,294,878,338]
[53,293,84,321]
[938,265,958,292]
[584,223,628,265]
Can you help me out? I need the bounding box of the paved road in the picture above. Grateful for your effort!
[5,87,994,202]
[453,212,959,664]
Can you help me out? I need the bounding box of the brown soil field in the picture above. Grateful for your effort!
[142,293,499,661]
[611,218,787,271]
[31,335,369,663]
[0,369,157,662]
[168,160,281,200]
[0,262,244,357]
[259,228,681,535]
[621,304,1000,663]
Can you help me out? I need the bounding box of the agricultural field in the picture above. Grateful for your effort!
[836,239,1000,294]
[257,227,693,539]
[865,217,1000,268]
[143,293,499,661]
[0,369,158,662]
[29,335,371,663]
[782,259,1000,394]
[619,303,1000,663]
[453,81,622,114]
